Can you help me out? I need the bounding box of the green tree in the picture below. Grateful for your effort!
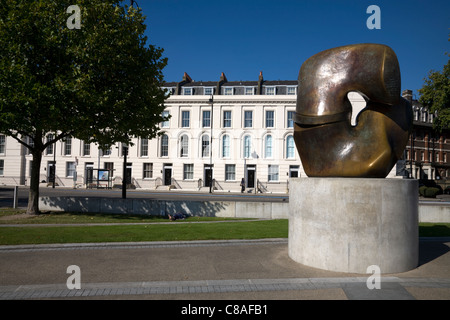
[418,46,450,133]
[0,1,168,214]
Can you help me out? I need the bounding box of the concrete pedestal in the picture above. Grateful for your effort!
[288,178,418,274]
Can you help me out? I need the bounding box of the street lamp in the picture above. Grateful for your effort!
[52,135,56,188]
[209,95,214,193]
[122,143,128,199]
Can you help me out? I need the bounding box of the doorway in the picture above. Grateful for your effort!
[204,164,213,187]
[47,161,56,183]
[85,162,94,185]
[163,164,172,186]
[125,163,132,184]
[289,165,299,178]
[246,165,256,188]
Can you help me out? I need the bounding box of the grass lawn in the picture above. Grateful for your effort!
[0,219,288,245]
[0,209,449,245]
[0,209,245,224]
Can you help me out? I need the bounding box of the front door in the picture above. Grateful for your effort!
[204,165,213,187]
[289,165,299,178]
[246,165,256,188]
[85,162,94,184]
[47,161,56,183]
[126,163,132,184]
[163,165,172,186]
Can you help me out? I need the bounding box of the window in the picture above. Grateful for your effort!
[287,87,296,95]
[160,134,169,157]
[143,163,153,179]
[244,111,253,128]
[268,165,279,182]
[161,110,170,128]
[266,110,274,128]
[64,137,72,156]
[414,109,419,121]
[122,143,129,157]
[204,87,214,95]
[100,146,111,156]
[182,110,190,127]
[422,110,428,122]
[180,135,189,157]
[223,111,232,128]
[183,164,194,180]
[265,87,275,95]
[287,111,295,128]
[183,87,192,95]
[26,137,34,155]
[265,135,273,158]
[66,162,76,177]
[104,162,114,173]
[245,87,254,95]
[0,159,4,175]
[225,164,236,181]
[45,134,53,155]
[0,135,5,154]
[202,110,211,128]
[243,135,252,158]
[286,135,295,159]
[224,87,233,95]
[82,141,90,156]
[202,135,210,158]
[140,138,148,157]
[222,135,230,158]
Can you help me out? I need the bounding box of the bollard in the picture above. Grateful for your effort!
[13,186,19,208]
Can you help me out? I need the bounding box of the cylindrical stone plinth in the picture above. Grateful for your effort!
[288,178,418,274]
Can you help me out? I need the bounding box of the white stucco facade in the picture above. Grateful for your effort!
[1,82,395,193]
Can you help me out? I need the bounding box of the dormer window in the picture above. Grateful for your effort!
[224,87,233,95]
[183,87,192,95]
[265,87,275,95]
[244,87,254,95]
[287,87,297,95]
[204,87,214,95]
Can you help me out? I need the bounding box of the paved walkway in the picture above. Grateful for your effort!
[0,238,449,301]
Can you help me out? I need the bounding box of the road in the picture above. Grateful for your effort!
[0,186,289,209]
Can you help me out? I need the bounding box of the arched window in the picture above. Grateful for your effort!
[264,135,273,158]
[201,135,210,158]
[222,135,230,158]
[160,134,168,157]
[286,135,295,159]
[180,134,189,157]
[243,135,252,158]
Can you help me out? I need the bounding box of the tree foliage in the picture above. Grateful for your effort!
[418,47,450,133]
[0,0,168,213]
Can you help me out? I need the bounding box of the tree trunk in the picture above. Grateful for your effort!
[26,149,42,215]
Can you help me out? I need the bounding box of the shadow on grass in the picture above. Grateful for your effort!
[40,211,167,221]
[419,224,450,237]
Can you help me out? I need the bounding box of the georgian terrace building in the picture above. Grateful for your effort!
[1,72,424,193]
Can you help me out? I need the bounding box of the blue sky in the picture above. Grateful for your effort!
[137,0,449,98]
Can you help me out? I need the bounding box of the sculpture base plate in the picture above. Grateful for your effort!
[288,178,418,274]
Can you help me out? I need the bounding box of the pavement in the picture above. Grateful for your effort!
[0,236,449,302]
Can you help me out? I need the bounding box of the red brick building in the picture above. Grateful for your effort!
[402,90,450,186]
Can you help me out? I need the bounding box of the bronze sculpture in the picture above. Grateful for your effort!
[294,44,413,178]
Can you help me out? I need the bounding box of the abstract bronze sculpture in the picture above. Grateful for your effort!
[294,44,413,178]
